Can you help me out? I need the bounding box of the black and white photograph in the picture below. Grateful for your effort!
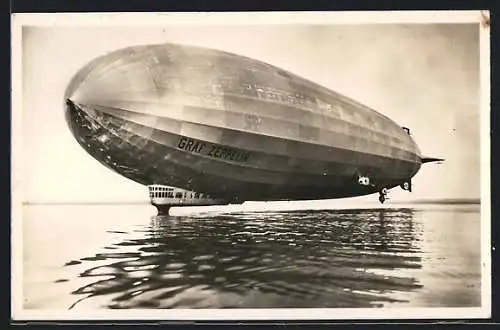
[11,11,490,320]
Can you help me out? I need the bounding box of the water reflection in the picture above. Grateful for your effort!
[66,208,424,309]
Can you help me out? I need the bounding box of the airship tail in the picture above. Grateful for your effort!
[421,156,445,164]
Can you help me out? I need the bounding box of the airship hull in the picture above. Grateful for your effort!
[65,43,422,201]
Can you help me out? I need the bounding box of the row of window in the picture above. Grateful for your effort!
[148,188,212,200]
[149,186,174,192]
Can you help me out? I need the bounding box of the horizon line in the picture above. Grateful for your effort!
[22,197,481,206]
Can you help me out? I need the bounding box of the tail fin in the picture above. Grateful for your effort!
[421,157,444,164]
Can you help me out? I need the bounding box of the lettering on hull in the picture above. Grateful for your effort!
[177,136,251,162]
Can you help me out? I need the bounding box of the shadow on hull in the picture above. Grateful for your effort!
[65,100,410,203]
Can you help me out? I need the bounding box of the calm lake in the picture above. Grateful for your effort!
[21,203,482,310]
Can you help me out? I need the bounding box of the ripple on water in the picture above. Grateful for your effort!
[28,206,481,309]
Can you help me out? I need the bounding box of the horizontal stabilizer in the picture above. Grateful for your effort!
[421,157,444,164]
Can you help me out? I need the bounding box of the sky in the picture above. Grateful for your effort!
[20,19,483,204]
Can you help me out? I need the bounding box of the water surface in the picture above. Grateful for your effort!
[22,203,481,309]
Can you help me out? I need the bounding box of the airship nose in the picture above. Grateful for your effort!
[64,98,80,137]
[64,97,109,149]
[64,96,127,176]
[65,98,92,140]
[65,98,76,116]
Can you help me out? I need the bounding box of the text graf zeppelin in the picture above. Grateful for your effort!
[177,136,251,162]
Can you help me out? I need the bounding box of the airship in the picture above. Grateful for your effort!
[64,42,442,214]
